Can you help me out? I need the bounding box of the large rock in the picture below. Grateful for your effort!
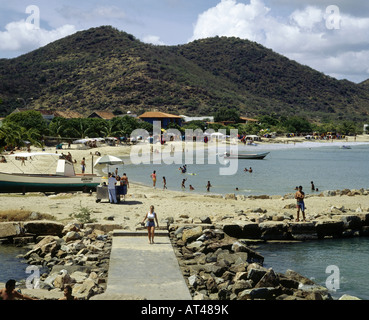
[84,223,123,233]
[0,222,23,238]
[333,215,363,230]
[355,213,369,226]
[182,226,203,243]
[231,241,264,264]
[314,220,344,238]
[23,220,64,236]
[24,235,62,259]
[242,222,261,239]
[238,287,278,300]
[222,223,243,238]
[288,222,318,240]
[255,268,279,288]
[284,269,315,285]
[259,221,289,240]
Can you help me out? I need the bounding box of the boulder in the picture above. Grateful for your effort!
[23,220,64,236]
[232,241,264,264]
[255,268,279,288]
[323,190,337,197]
[355,213,369,226]
[247,268,267,284]
[72,278,96,299]
[84,223,123,233]
[284,269,316,285]
[182,226,203,243]
[288,222,318,240]
[24,235,61,259]
[259,221,289,240]
[238,287,277,300]
[63,231,82,242]
[222,223,243,238]
[232,280,253,294]
[314,220,344,238]
[0,222,23,238]
[333,215,363,230]
[241,222,261,239]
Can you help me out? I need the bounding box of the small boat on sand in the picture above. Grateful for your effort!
[0,153,101,194]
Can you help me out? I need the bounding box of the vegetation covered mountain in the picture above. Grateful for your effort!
[1,25,369,122]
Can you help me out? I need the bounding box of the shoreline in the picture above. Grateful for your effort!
[1,138,368,300]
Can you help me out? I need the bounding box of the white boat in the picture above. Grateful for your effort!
[224,152,270,159]
[0,153,101,194]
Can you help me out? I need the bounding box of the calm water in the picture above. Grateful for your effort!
[111,141,369,196]
[2,141,369,298]
[258,237,369,300]
[0,245,28,284]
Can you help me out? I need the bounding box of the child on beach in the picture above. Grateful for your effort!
[206,181,212,192]
[163,176,167,189]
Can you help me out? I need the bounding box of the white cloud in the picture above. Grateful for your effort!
[142,35,166,46]
[190,0,369,82]
[0,20,77,53]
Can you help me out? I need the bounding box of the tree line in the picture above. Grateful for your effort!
[0,109,365,151]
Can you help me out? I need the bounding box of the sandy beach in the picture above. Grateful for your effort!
[1,135,369,229]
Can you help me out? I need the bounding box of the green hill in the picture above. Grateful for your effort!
[1,25,369,122]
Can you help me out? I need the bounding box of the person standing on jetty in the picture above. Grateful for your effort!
[142,205,159,244]
[295,186,306,222]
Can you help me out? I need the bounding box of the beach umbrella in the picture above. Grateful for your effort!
[94,155,124,175]
[94,155,124,167]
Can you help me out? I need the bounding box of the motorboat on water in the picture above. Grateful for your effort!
[223,152,270,160]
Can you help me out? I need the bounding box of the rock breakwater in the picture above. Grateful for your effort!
[0,221,118,300]
[169,223,333,300]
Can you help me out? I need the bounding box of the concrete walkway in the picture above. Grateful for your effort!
[103,230,192,300]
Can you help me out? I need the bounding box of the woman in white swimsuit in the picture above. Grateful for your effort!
[142,205,159,244]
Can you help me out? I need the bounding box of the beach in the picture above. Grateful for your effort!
[1,135,369,229]
[1,136,369,300]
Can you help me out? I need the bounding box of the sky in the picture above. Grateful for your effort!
[1,0,369,83]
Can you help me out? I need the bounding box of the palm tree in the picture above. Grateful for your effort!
[0,122,23,148]
[101,121,120,138]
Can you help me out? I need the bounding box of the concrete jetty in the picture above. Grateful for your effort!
[100,230,192,300]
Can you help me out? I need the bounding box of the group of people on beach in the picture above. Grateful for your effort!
[150,168,212,193]
[107,170,130,204]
